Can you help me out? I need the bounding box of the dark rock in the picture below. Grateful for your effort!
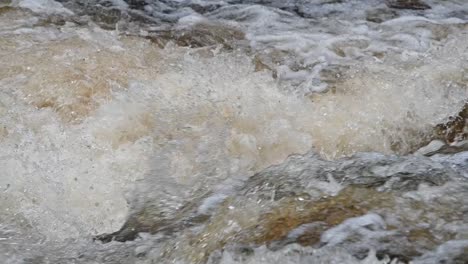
[96,150,463,244]
[435,103,468,143]
[386,0,431,10]
[417,140,468,156]
[453,247,468,264]
[125,0,148,10]
[146,23,245,49]
[92,8,122,30]
[0,6,14,15]
[95,189,212,243]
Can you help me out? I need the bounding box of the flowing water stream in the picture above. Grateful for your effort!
[0,0,467,263]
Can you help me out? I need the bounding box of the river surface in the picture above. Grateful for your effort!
[0,0,467,263]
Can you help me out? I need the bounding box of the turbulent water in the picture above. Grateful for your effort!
[0,0,467,263]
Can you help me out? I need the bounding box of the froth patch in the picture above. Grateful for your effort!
[92,103,155,149]
[2,18,466,161]
[15,0,73,15]
[306,48,467,157]
[0,26,164,123]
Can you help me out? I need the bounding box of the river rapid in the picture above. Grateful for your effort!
[0,0,467,263]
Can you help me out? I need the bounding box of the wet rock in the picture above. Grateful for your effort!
[91,7,123,30]
[416,140,468,156]
[249,187,387,246]
[241,152,457,196]
[386,0,430,10]
[0,5,13,14]
[92,136,467,263]
[415,140,446,156]
[97,149,465,260]
[416,103,468,156]
[435,103,468,144]
[125,0,148,10]
[181,178,466,263]
[57,0,158,30]
[34,15,68,27]
[146,23,245,49]
[62,4,126,30]
[95,193,211,242]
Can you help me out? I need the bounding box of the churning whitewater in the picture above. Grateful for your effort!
[0,0,467,263]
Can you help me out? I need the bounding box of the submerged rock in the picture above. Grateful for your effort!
[95,191,212,242]
[145,23,245,49]
[366,8,398,23]
[415,140,447,156]
[95,150,467,263]
[386,0,431,10]
[416,140,468,156]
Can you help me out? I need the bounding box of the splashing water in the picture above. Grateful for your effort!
[0,0,467,263]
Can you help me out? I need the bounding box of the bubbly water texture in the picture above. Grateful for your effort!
[0,0,467,263]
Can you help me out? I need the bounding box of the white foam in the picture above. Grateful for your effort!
[177,14,207,28]
[321,213,386,246]
[109,0,129,9]
[202,1,468,93]
[197,193,229,215]
[413,240,468,264]
[15,0,73,15]
[214,244,396,264]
